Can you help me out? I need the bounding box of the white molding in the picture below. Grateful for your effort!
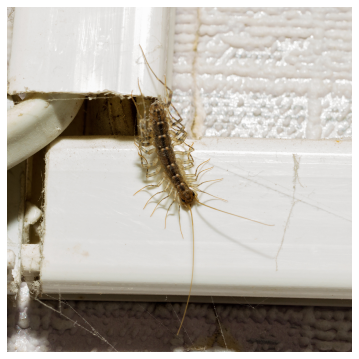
[40,137,351,300]
[8,8,174,97]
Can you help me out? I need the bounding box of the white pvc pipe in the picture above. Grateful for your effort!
[7,94,84,169]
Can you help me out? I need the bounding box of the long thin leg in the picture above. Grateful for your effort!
[184,142,195,151]
[175,155,194,167]
[164,74,169,103]
[151,186,172,216]
[171,102,186,128]
[139,145,156,155]
[165,200,175,229]
[191,159,210,178]
[170,103,189,144]
[141,158,158,169]
[131,90,141,116]
[171,135,187,146]
[185,142,195,152]
[169,129,187,145]
[135,140,161,176]
[143,191,166,209]
[132,90,146,144]
[146,165,162,178]
[169,111,185,130]
[195,166,213,181]
[137,79,147,121]
[169,113,186,135]
[180,158,194,166]
[196,178,223,187]
[178,200,184,239]
[134,178,164,196]
[135,140,154,154]
[151,195,169,217]
[182,163,195,170]
[135,145,158,169]
[174,142,194,164]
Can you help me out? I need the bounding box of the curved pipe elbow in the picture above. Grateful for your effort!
[7,93,84,170]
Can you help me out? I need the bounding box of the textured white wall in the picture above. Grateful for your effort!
[171,8,352,140]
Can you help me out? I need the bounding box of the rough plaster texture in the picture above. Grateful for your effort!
[172,8,352,140]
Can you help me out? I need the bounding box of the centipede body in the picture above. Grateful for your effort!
[132,45,273,336]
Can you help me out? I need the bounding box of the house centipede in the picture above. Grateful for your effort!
[131,45,273,336]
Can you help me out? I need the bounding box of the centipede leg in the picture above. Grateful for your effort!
[195,159,210,177]
[178,199,184,239]
[135,143,158,171]
[165,199,175,229]
[174,148,194,165]
[170,133,187,146]
[196,178,223,187]
[151,195,169,217]
[139,145,156,155]
[134,178,164,196]
[141,157,158,169]
[146,165,162,178]
[144,190,166,209]
[182,163,195,171]
[195,166,213,181]
[169,112,185,131]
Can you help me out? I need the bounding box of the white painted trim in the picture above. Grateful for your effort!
[40,137,351,300]
[8,8,174,97]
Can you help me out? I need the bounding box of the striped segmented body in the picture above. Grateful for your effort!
[132,45,273,336]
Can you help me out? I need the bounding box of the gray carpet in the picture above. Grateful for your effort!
[7,298,352,352]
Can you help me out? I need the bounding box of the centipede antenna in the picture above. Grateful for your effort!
[196,189,227,202]
[131,92,143,139]
[137,79,144,97]
[139,45,172,96]
[144,191,166,209]
[164,74,169,100]
[151,195,169,217]
[137,79,148,122]
[177,205,195,336]
[165,200,175,229]
[130,90,141,114]
[178,202,184,239]
[197,178,223,187]
[197,201,274,227]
